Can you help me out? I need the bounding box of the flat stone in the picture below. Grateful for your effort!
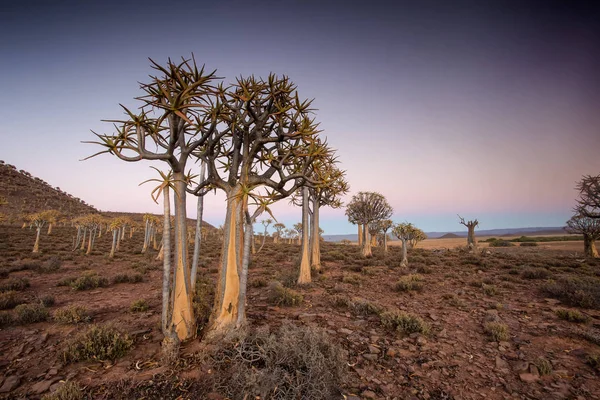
[519,372,539,383]
[362,390,377,399]
[368,345,381,354]
[297,313,318,321]
[339,328,353,335]
[495,356,509,370]
[30,379,53,394]
[363,353,378,361]
[0,376,20,393]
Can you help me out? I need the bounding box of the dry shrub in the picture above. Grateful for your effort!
[39,256,62,273]
[0,277,30,292]
[207,322,346,399]
[521,267,550,280]
[0,290,24,310]
[71,272,109,291]
[394,274,423,292]
[555,309,590,323]
[341,274,361,286]
[130,299,149,313]
[39,295,55,307]
[0,311,13,327]
[54,305,92,324]
[484,322,509,341]
[61,324,133,363]
[380,310,430,335]
[41,381,83,400]
[348,297,384,317]
[15,303,49,324]
[268,281,303,307]
[112,273,144,284]
[542,277,600,309]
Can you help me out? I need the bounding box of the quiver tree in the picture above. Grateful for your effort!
[257,218,272,253]
[575,174,600,219]
[392,222,424,268]
[273,222,285,244]
[108,218,123,258]
[458,215,479,250]
[379,219,393,253]
[86,56,221,342]
[44,210,61,235]
[566,213,600,258]
[368,222,380,248]
[188,73,328,337]
[407,227,427,249]
[293,222,303,245]
[345,192,393,257]
[27,212,48,253]
[308,158,348,271]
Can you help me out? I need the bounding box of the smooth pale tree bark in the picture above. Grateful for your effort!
[207,186,243,336]
[400,238,408,267]
[73,227,82,251]
[191,165,205,292]
[358,224,363,246]
[116,229,121,251]
[370,233,378,247]
[121,226,126,240]
[156,240,164,261]
[80,228,87,251]
[236,211,253,328]
[47,223,53,235]
[170,173,195,341]
[310,197,321,271]
[383,233,388,253]
[33,227,41,253]
[109,229,118,258]
[161,185,172,334]
[362,224,372,257]
[142,219,150,253]
[298,187,312,284]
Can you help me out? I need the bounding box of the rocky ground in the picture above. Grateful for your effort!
[1,225,599,399]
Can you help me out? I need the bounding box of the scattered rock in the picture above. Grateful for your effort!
[363,353,378,361]
[30,379,53,394]
[339,328,354,335]
[297,313,318,321]
[362,390,377,399]
[0,376,20,393]
[519,372,539,383]
[495,356,509,370]
[368,345,380,354]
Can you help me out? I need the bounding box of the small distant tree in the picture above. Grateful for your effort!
[379,219,393,253]
[345,192,393,257]
[273,223,286,244]
[27,212,48,253]
[458,215,479,249]
[368,222,380,248]
[257,218,272,253]
[108,218,123,258]
[293,222,303,245]
[566,213,600,258]
[392,222,424,267]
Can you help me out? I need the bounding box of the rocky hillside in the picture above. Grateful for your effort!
[0,161,97,224]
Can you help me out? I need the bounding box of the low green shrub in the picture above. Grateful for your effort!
[61,324,133,363]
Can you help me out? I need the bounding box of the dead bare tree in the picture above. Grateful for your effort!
[458,215,479,250]
[345,192,393,257]
[566,213,600,258]
[575,174,600,219]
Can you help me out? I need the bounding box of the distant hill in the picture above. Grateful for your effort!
[438,233,461,239]
[0,161,97,224]
[323,226,567,242]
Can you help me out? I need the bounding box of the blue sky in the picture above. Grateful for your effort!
[1,0,599,234]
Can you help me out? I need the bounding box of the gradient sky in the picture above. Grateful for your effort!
[1,0,599,234]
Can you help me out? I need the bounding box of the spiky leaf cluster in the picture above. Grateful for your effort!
[345,192,393,225]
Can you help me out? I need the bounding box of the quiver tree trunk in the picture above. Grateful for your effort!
[33,227,41,253]
[310,196,321,271]
[361,224,372,257]
[207,185,243,337]
[191,168,205,292]
[109,229,118,258]
[584,235,599,258]
[297,187,311,284]
[383,233,388,253]
[467,225,477,249]
[358,224,363,246]
[170,173,195,341]
[116,229,121,251]
[400,238,408,267]
[142,219,150,253]
[370,233,377,247]
[47,223,53,235]
[80,228,87,251]
[236,211,253,328]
